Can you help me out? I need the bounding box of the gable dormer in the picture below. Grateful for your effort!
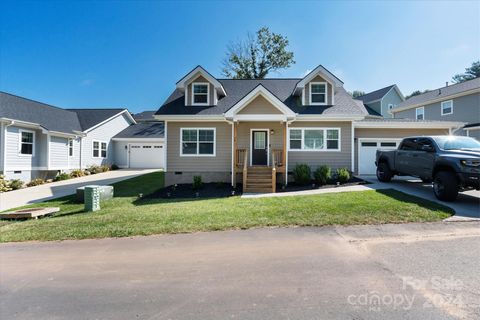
[176,66,226,106]
[293,65,344,106]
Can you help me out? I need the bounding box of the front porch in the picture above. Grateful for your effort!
[232,121,287,193]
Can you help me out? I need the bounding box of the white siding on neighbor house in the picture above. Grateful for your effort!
[5,125,46,170]
[113,141,129,168]
[49,135,69,169]
[80,112,133,168]
[0,122,4,172]
[68,137,81,169]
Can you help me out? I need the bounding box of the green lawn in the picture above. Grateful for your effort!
[0,171,453,242]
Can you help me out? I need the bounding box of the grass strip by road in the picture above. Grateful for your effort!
[0,171,453,242]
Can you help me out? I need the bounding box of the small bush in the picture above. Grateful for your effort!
[9,179,24,190]
[293,164,311,185]
[314,165,332,185]
[27,178,45,187]
[54,173,71,181]
[70,169,85,178]
[193,175,202,190]
[87,165,102,174]
[111,164,119,170]
[0,175,12,192]
[336,168,351,184]
[100,165,110,173]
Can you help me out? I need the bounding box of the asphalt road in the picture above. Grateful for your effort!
[1,222,479,320]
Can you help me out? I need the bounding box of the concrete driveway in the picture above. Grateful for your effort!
[1,223,479,320]
[0,169,158,211]
[359,175,480,219]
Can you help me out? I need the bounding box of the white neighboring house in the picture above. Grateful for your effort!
[0,92,164,182]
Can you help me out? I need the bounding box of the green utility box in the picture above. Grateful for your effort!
[84,186,101,212]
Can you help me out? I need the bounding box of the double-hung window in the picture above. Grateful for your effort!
[93,141,107,158]
[416,107,424,120]
[289,128,340,151]
[310,82,327,105]
[441,100,453,115]
[69,139,74,157]
[181,128,215,156]
[19,130,34,155]
[192,83,209,105]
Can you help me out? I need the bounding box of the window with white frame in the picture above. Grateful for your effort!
[69,139,74,157]
[416,107,424,120]
[93,141,107,158]
[310,82,327,105]
[192,83,209,105]
[19,130,34,155]
[441,100,453,115]
[181,128,215,156]
[289,128,340,151]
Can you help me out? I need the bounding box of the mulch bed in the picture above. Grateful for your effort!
[277,176,369,193]
[146,183,241,199]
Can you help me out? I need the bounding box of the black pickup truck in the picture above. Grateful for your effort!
[376,136,480,201]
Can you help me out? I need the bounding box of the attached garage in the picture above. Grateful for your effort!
[112,122,165,169]
[353,119,463,175]
[128,143,164,168]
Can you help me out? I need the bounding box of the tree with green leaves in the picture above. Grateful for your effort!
[222,27,295,79]
[452,61,480,83]
[351,90,365,98]
[405,89,430,100]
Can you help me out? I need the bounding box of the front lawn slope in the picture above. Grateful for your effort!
[0,172,452,242]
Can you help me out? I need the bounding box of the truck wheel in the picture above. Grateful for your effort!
[376,162,393,182]
[433,171,458,201]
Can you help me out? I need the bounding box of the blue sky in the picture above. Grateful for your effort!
[0,1,478,113]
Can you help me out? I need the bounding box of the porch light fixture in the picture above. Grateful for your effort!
[270,129,275,135]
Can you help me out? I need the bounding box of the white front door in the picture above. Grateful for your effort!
[358,140,400,175]
[129,143,164,168]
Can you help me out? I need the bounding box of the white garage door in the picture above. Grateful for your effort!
[129,143,164,168]
[358,140,400,175]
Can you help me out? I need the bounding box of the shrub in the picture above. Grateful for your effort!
[100,165,110,172]
[111,164,119,170]
[70,169,85,178]
[0,175,12,193]
[54,173,71,181]
[86,165,102,174]
[9,179,24,190]
[293,164,311,185]
[193,175,202,190]
[336,168,351,184]
[314,165,332,185]
[27,178,45,187]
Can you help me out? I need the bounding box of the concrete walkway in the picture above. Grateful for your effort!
[0,169,158,211]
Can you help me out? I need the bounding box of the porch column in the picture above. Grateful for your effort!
[283,121,288,185]
[232,122,238,186]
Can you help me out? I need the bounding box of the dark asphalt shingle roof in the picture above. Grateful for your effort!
[0,92,82,133]
[394,77,480,110]
[133,111,157,121]
[355,85,396,104]
[156,79,368,116]
[67,108,127,131]
[113,122,164,138]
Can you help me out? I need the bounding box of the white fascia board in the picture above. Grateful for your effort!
[154,115,225,122]
[295,115,363,121]
[176,66,226,96]
[232,114,289,122]
[224,85,296,118]
[464,126,480,131]
[49,131,79,138]
[84,110,136,133]
[112,138,165,142]
[353,121,465,129]
[391,88,480,113]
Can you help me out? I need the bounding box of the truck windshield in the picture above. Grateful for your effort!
[433,136,480,150]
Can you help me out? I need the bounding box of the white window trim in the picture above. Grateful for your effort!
[191,82,210,106]
[92,140,107,158]
[441,100,453,116]
[18,129,35,157]
[309,82,328,106]
[180,128,216,157]
[416,107,425,120]
[68,139,74,157]
[288,127,341,152]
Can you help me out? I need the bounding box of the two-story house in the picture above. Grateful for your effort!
[356,85,405,118]
[392,78,480,140]
[154,65,462,190]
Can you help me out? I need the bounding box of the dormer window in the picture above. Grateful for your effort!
[310,82,327,105]
[192,83,209,105]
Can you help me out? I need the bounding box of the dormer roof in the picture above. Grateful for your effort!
[176,65,227,96]
[293,64,344,95]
